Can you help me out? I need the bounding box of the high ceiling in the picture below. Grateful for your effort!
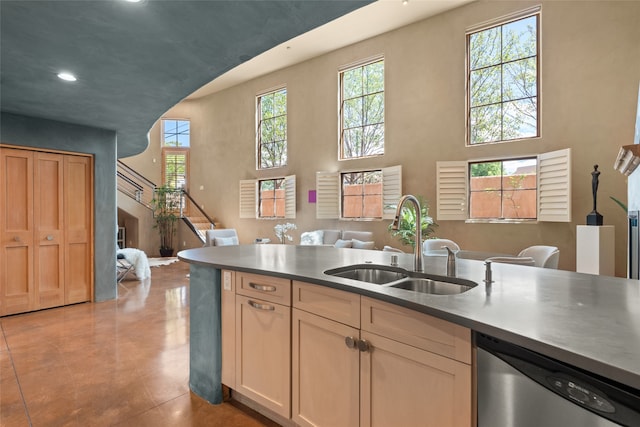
[0,0,472,158]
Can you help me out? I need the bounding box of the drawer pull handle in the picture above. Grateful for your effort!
[357,339,371,352]
[249,282,277,292]
[248,300,275,311]
[345,336,358,349]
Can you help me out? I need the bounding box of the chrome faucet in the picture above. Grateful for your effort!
[445,246,456,277]
[391,195,423,272]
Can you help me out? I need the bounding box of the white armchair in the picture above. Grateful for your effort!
[518,245,560,269]
[205,229,239,247]
[423,239,460,254]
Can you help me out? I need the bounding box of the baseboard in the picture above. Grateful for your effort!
[231,390,297,427]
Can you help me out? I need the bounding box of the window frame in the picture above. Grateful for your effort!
[468,157,538,221]
[258,177,286,219]
[256,86,287,170]
[161,118,190,148]
[339,56,385,160]
[161,118,190,215]
[316,165,401,221]
[466,7,541,146]
[239,175,296,219]
[436,148,571,223]
[340,169,384,220]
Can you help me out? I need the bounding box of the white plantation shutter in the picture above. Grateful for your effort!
[437,161,468,220]
[316,171,340,219]
[284,175,296,219]
[239,179,257,218]
[382,165,402,219]
[538,148,571,222]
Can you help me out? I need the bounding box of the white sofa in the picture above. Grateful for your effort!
[300,229,374,249]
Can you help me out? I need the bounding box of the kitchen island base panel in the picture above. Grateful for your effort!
[189,264,223,404]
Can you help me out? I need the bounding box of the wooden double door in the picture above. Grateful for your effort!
[0,146,93,316]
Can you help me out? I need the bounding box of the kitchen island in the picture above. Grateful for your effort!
[178,244,640,422]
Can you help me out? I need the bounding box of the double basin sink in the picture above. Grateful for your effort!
[324,264,477,295]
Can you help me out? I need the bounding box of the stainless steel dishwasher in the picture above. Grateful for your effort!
[476,333,640,427]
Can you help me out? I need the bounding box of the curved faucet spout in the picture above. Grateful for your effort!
[392,195,423,272]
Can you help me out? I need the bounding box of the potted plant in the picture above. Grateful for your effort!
[151,185,181,257]
[387,195,438,249]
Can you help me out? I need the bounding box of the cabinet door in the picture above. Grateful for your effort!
[235,294,291,418]
[64,154,92,304]
[34,152,65,309]
[360,331,472,427]
[292,308,360,427]
[0,148,35,315]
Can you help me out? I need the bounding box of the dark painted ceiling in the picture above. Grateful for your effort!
[0,0,371,157]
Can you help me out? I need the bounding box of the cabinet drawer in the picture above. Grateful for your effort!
[293,281,360,328]
[236,272,291,306]
[361,296,471,364]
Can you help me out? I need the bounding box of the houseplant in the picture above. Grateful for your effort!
[151,185,181,257]
[387,195,438,249]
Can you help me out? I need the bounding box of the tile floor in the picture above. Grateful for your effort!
[0,260,279,427]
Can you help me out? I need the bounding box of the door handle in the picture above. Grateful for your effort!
[247,300,275,311]
[46,235,54,241]
[249,282,277,292]
[357,339,371,352]
[14,236,21,242]
[345,336,358,349]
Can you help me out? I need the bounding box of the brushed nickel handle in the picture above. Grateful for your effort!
[46,235,54,241]
[14,236,20,242]
[345,336,357,349]
[249,282,277,292]
[357,339,371,352]
[248,300,275,311]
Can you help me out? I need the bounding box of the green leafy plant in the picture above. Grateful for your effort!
[610,196,628,213]
[387,196,438,249]
[151,185,181,254]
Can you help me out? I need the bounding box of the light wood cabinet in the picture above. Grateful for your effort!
[360,330,472,427]
[0,146,93,316]
[292,282,473,427]
[292,307,360,427]
[222,275,474,427]
[234,272,291,418]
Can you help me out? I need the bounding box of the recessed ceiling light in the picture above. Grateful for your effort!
[124,0,142,2]
[57,72,77,82]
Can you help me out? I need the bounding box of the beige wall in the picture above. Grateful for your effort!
[125,0,640,275]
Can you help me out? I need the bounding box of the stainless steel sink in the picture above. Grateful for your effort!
[324,264,477,294]
[389,277,475,295]
[324,264,408,285]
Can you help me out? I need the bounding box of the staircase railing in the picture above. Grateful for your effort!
[116,162,217,244]
[116,160,155,208]
[181,189,216,244]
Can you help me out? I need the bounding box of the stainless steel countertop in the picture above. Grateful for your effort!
[178,244,640,390]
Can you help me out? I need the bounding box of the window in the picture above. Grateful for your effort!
[316,165,401,220]
[467,9,539,145]
[161,119,190,213]
[340,58,384,159]
[469,158,537,220]
[162,119,190,148]
[239,175,296,219]
[161,119,190,189]
[259,178,285,218]
[342,170,383,219]
[436,148,571,222]
[257,88,287,169]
